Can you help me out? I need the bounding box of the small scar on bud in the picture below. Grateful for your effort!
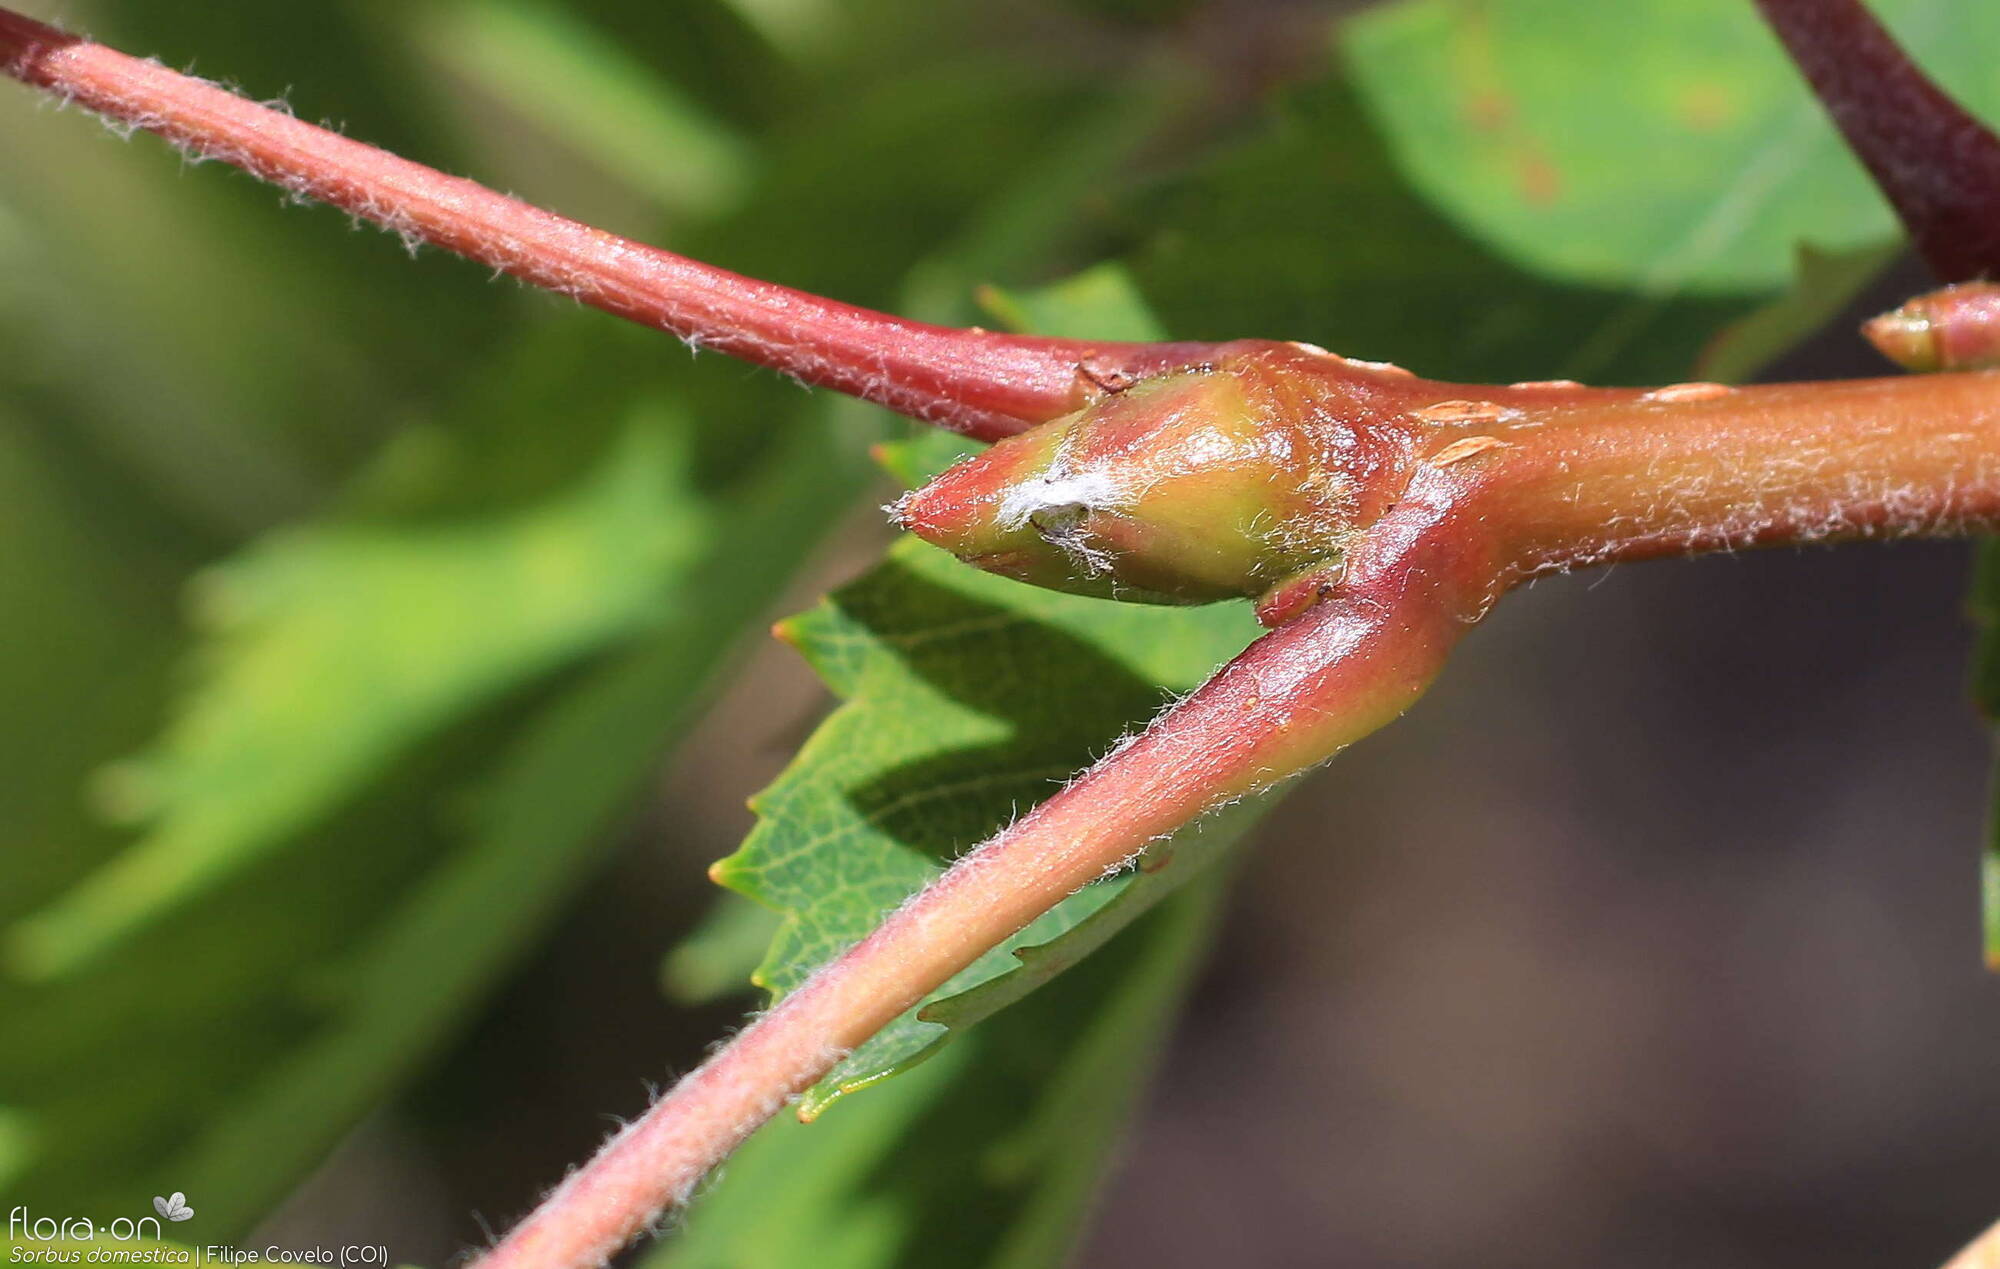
[1429,435,1511,467]
[1076,359,1136,394]
[1642,382,1735,403]
[1413,400,1524,426]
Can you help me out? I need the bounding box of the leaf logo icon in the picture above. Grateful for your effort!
[152,1193,194,1222]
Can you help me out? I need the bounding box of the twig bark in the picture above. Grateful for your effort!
[0,7,1220,439]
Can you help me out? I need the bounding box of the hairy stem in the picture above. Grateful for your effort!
[1754,0,2000,281]
[477,493,1486,1269]
[0,7,1221,439]
[1485,372,2000,574]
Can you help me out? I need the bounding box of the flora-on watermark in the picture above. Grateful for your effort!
[9,1203,166,1247]
[7,1204,386,1267]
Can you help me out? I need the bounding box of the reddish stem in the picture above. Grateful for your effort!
[477,486,1485,1269]
[0,8,1219,440]
[1754,0,2000,282]
[1487,373,2000,573]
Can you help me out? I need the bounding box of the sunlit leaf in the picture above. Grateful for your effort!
[1342,0,2000,296]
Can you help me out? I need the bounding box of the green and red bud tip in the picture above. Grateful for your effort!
[1864,282,2000,372]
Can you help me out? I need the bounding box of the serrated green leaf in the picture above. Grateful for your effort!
[704,254,1272,1104]
[708,260,1281,1114]
[708,126,1264,1112]
[724,266,1264,1104]
[719,535,1263,1113]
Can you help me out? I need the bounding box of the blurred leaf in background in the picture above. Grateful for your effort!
[1341,0,1999,297]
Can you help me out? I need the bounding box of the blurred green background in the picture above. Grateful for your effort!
[4,0,2000,1265]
